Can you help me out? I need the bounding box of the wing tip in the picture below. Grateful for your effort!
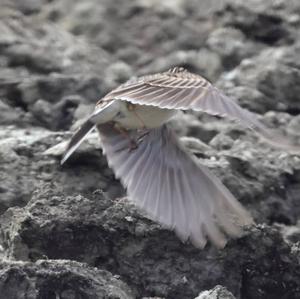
[60,153,68,165]
[258,129,300,153]
[60,120,96,165]
[60,144,76,165]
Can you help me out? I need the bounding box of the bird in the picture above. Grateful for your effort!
[61,66,298,248]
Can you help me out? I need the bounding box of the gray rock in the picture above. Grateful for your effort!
[280,221,300,244]
[0,259,134,299]
[0,187,124,263]
[287,115,300,139]
[0,11,112,130]
[0,99,28,125]
[1,0,46,15]
[206,27,260,70]
[209,133,234,151]
[0,125,123,214]
[105,61,134,91]
[218,2,295,45]
[225,0,300,24]
[1,189,300,298]
[41,0,216,68]
[218,47,300,113]
[195,285,236,299]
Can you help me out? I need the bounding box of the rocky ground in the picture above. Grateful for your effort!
[1,0,300,298]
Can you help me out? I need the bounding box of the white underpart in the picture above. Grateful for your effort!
[90,100,176,129]
[115,101,177,129]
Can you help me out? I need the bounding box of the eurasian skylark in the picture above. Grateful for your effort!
[61,67,297,248]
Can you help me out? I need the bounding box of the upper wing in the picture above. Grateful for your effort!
[105,67,299,151]
[97,123,253,248]
[105,67,254,116]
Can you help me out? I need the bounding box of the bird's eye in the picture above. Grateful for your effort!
[115,111,123,118]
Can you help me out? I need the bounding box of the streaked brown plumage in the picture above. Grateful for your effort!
[61,67,298,248]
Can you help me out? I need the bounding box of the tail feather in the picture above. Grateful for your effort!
[61,120,96,165]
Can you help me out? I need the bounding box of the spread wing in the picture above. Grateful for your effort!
[106,67,258,119]
[105,67,298,151]
[97,123,253,248]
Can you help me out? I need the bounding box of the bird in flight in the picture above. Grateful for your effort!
[61,67,297,248]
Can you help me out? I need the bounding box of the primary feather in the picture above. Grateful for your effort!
[61,119,95,165]
[98,123,253,248]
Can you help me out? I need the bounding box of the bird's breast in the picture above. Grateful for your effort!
[115,102,177,129]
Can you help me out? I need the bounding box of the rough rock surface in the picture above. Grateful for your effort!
[0,126,123,214]
[0,259,134,299]
[1,0,300,298]
[195,285,236,299]
[2,186,300,299]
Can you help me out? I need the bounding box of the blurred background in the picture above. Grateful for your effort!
[1,0,300,131]
[1,1,300,299]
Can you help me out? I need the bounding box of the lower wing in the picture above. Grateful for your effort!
[97,124,253,248]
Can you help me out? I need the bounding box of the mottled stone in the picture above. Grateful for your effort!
[0,260,134,299]
[195,285,236,299]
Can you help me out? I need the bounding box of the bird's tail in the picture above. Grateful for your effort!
[61,119,96,165]
[97,123,253,248]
